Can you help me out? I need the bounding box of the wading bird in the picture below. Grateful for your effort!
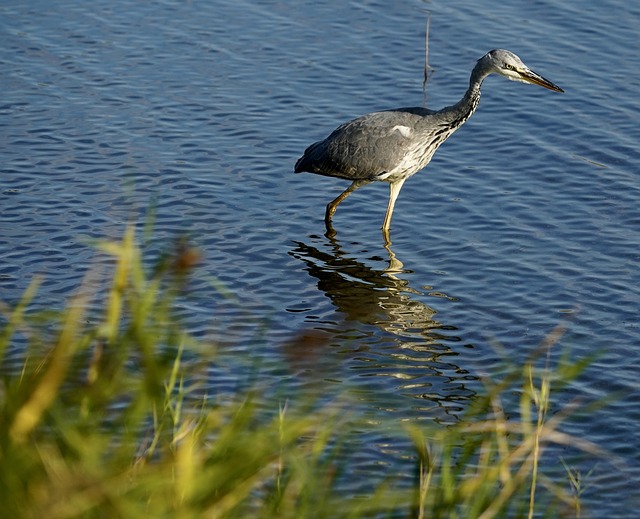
[294,49,563,239]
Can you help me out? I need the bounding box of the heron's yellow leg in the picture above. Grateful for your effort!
[382,178,406,233]
[324,179,370,228]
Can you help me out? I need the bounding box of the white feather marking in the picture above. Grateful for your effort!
[391,125,412,138]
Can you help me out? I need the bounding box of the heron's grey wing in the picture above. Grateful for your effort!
[296,109,433,180]
[325,111,429,180]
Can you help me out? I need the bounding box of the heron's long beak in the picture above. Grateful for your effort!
[521,69,564,92]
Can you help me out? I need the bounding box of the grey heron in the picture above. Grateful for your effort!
[294,49,563,238]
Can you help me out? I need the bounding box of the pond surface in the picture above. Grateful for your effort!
[2,0,640,515]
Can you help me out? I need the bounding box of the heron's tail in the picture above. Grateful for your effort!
[294,141,323,173]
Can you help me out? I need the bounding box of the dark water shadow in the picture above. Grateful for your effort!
[288,235,477,423]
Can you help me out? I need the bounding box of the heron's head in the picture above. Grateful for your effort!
[480,49,564,92]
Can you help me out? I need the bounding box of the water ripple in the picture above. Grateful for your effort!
[1,0,639,514]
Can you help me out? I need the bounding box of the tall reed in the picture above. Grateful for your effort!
[0,229,602,518]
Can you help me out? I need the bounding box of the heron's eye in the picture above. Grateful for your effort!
[504,64,516,71]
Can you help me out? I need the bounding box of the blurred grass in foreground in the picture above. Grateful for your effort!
[0,229,605,518]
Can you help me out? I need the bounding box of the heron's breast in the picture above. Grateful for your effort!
[376,140,437,182]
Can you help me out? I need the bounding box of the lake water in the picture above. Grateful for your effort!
[2,0,639,515]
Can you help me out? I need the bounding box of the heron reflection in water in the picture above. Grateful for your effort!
[295,49,564,241]
[291,239,441,333]
[288,237,475,417]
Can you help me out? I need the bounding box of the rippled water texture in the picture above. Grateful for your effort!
[2,0,639,515]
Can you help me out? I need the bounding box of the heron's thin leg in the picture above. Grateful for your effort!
[325,179,369,229]
[382,178,406,233]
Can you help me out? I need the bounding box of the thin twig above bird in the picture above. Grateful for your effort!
[295,49,563,241]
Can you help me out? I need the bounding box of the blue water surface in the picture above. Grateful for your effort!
[1,0,639,515]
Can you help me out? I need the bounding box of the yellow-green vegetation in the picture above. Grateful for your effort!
[0,229,602,518]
